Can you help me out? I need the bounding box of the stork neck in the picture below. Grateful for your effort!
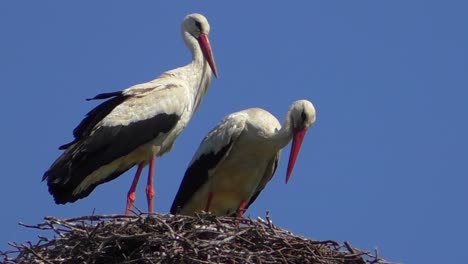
[182,31,213,112]
[182,31,210,69]
[270,113,295,150]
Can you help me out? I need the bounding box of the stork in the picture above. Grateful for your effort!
[43,13,218,215]
[170,100,316,217]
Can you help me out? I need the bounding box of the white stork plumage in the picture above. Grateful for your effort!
[170,100,316,217]
[43,13,218,215]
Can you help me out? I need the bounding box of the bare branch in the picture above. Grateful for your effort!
[1,213,390,264]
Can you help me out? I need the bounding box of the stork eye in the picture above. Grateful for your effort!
[195,21,202,30]
[301,110,307,122]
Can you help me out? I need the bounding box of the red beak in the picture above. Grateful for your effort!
[286,128,307,184]
[198,34,218,78]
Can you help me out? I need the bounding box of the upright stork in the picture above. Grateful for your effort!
[43,13,218,215]
[170,100,316,217]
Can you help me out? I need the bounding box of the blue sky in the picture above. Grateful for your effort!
[1,1,467,263]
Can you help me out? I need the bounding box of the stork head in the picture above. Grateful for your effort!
[286,100,316,183]
[182,13,218,78]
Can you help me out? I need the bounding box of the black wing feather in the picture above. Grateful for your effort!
[59,91,127,150]
[244,154,279,211]
[86,91,123,101]
[170,140,233,214]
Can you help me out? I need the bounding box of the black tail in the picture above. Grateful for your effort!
[43,142,132,204]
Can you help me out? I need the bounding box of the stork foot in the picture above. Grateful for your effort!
[125,163,145,216]
[125,192,136,216]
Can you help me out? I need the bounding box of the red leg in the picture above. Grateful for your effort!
[238,200,247,218]
[235,200,247,227]
[126,163,145,215]
[146,157,156,214]
[205,192,214,212]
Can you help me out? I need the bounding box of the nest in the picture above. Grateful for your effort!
[1,212,390,264]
